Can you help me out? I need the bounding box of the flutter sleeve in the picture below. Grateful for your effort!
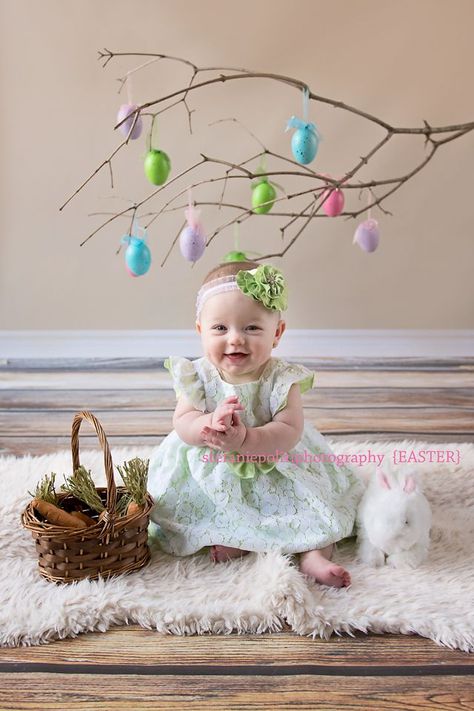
[164,356,206,412]
[269,361,316,417]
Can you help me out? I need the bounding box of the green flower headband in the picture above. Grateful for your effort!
[195,265,288,318]
[236,265,288,311]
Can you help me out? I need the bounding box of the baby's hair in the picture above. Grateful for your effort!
[200,260,282,320]
[201,260,261,285]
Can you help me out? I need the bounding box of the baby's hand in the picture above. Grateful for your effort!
[210,396,244,432]
[202,411,247,452]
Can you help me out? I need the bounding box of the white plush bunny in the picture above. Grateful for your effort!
[355,465,432,569]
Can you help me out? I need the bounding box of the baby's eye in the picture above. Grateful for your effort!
[212,325,227,331]
[246,325,260,331]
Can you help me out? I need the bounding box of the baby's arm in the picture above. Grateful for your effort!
[173,395,214,446]
[237,383,304,457]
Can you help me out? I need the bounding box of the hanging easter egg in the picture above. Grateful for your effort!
[180,225,205,262]
[144,149,171,186]
[291,125,319,164]
[223,250,249,262]
[286,117,320,165]
[252,179,276,214]
[353,218,380,253]
[179,195,206,263]
[322,187,345,217]
[116,104,143,140]
[121,232,152,276]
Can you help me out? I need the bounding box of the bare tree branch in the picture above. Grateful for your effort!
[62,51,474,262]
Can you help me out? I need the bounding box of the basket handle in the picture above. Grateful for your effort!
[71,411,117,517]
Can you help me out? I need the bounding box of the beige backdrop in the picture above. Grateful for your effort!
[1,0,473,330]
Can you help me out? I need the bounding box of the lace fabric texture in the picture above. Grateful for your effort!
[149,356,365,556]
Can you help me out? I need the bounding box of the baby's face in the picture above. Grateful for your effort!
[196,290,285,383]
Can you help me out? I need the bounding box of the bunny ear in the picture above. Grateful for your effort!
[403,473,417,494]
[376,466,392,490]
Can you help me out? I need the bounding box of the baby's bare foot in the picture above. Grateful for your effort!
[299,550,351,588]
[210,545,249,563]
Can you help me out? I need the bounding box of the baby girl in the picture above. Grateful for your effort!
[148,259,364,587]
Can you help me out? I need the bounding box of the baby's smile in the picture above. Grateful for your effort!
[196,289,286,384]
[224,352,248,362]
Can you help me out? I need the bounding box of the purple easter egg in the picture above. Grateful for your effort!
[117,103,143,139]
[322,188,345,217]
[353,219,380,252]
[179,225,206,262]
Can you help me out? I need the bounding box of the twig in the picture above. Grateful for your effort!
[62,51,474,259]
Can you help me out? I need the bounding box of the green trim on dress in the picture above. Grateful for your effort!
[273,372,316,416]
[227,370,316,479]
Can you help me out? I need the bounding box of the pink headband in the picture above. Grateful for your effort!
[195,275,241,320]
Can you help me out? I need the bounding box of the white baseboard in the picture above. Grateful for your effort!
[0,330,473,359]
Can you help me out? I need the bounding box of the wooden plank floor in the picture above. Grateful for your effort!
[1,356,474,455]
[1,356,473,709]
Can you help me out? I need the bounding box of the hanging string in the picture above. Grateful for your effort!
[256,153,267,178]
[367,188,372,221]
[302,86,309,123]
[185,186,202,230]
[148,115,157,152]
[186,186,195,228]
[131,217,146,240]
[126,72,133,105]
[233,222,240,252]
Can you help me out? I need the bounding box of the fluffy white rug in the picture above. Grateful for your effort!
[1,440,473,652]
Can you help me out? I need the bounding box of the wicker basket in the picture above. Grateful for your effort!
[21,411,154,584]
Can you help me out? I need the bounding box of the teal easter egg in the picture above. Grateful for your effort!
[291,126,319,164]
[144,150,171,185]
[252,181,276,214]
[125,236,151,276]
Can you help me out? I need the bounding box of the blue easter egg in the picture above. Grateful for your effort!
[125,237,151,276]
[291,126,319,164]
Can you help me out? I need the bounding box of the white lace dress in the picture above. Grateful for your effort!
[147,356,365,556]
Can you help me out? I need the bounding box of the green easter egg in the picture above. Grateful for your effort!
[223,250,249,262]
[144,149,171,186]
[252,180,276,214]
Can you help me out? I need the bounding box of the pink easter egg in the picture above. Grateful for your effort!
[353,219,380,253]
[322,188,345,217]
[126,265,139,277]
[116,103,143,139]
[179,225,206,262]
